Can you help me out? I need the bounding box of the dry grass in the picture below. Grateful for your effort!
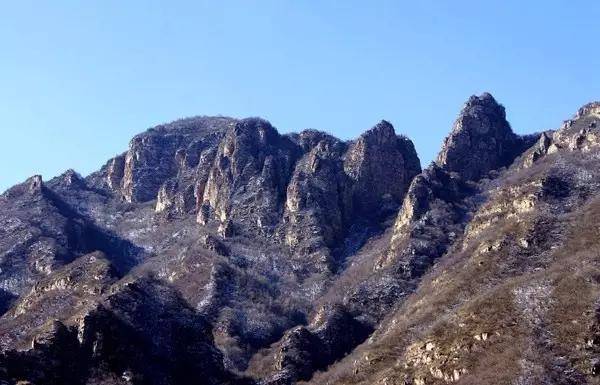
[305,148,600,385]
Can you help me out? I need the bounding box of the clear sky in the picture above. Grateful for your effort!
[1,1,599,192]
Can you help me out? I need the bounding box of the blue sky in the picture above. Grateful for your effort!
[1,1,599,192]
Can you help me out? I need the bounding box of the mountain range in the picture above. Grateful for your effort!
[1,93,600,385]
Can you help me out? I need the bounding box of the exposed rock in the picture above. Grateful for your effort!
[155,179,195,216]
[201,118,300,233]
[522,131,554,167]
[2,175,44,199]
[197,202,212,225]
[218,220,235,239]
[5,95,600,385]
[261,304,371,384]
[281,121,420,277]
[273,326,322,382]
[382,163,476,276]
[88,116,234,202]
[437,93,533,181]
[0,177,143,302]
[282,133,348,275]
[344,120,421,217]
[52,169,85,188]
[106,154,126,191]
[574,101,600,120]
[0,276,249,385]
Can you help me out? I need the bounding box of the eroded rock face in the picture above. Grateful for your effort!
[5,93,592,385]
[259,94,541,385]
[105,154,126,191]
[281,122,421,277]
[0,275,246,385]
[88,116,234,203]
[382,164,476,275]
[155,179,195,216]
[282,133,348,275]
[201,118,301,232]
[0,176,142,304]
[381,93,539,276]
[301,102,600,385]
[519,102,600,170]
[437,93,531,181]
[344,120,421,217]
[262,305,371,385]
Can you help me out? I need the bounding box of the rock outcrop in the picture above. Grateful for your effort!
[89,116,234,203]
[201,118,301,233]
[344,120,421,217]
[4,93,599,385]
[382,163,476,275]
[304,102,600,385]
[437,93,534,181]
[1,274,249,385]
[281,122,421,277]
[282,132,349,275]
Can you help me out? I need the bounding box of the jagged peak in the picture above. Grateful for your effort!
[453,92,509,135]
[436,92,520,181]
[289,129,343,153]
[465,91,499,106]
[2,174,44,198]
[228,117,282,145]
[355,120,397,146]
[366,119,395,134]
[557,101,600,134]
[27,175,44,193]
[51,169,85,187]
[575,101,600,120]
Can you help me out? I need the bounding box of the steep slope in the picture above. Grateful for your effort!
[0,113,421,384]
[436,92,533,181]
[306,103,600,384]
[0,265,246,385]
[0,174,143,312]
[1,94,596,385]
[246,93,536,385]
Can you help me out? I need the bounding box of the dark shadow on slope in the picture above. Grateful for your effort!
[0,277,253,385]
[43,186,146,275]
[0,289,16,317]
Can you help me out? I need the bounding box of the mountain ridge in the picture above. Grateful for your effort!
[1,93,599,385]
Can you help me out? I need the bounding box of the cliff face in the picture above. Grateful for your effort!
[307,99,600,385]
[1,93,598,385]
[436,93,535,181]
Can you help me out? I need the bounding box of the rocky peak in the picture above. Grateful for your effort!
[282,134,348,274]
[382,163,476,274]
[291,129,338,153]
[2,175,44,199]
[522,101,600,167]
[575,101,600,120]
[558,101,600,134]
[27,175,44,194]
[344,120,421,216]
[6,94,600,385]
[52,169,85,188]
[89,116,235,203]
[436,93,523,181]
[353,120,396,146]
[201,118,301,231]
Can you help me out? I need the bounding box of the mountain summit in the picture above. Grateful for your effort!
[436,93,534,181]
[1,94,600,385]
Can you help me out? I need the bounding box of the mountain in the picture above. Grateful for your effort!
[0,95,598,385]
